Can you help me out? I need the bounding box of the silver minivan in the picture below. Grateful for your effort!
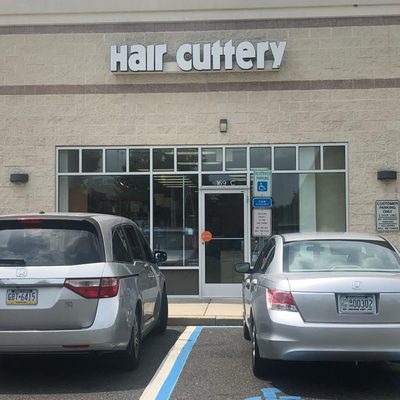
[0,213,168,370]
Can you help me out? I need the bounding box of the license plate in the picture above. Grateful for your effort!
[6,289,38,305]
[338,294,376,314]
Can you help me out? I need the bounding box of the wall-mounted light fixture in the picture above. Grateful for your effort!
[10,173,29,183]
[219,119,227,133]
[377,170,397,180]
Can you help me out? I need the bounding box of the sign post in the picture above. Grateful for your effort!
[252,169,273,238]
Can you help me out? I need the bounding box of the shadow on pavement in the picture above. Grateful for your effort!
[258,360,400,399]
[0,327,182,396]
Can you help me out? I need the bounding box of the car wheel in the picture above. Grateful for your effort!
[119,307,142,370]
[251,322,265,377]
[243,317,251,341]
[153,287,168,335]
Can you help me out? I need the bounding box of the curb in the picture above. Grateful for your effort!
[168,316,242,326]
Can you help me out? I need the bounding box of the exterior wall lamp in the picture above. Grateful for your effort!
[10,173,29,183]
[377,170,397,180]
[219,119,228,133]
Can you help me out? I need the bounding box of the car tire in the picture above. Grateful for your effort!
[119,307,142,370]
[243,317,251,341]
[251,322,265,378]
[153,287,168,335]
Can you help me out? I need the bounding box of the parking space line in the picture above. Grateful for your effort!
[139,326,202,400]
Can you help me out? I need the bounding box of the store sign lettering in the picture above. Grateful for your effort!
[110,40,286,73]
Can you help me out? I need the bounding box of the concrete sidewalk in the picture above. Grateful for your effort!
[168,298,243,326]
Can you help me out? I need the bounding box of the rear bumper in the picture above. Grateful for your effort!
[256,310,400,362]
[0,298,132,354]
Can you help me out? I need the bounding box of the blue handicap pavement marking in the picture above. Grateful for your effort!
[244,387,302,400]
[156,326,203,400]
[257,181,268,192]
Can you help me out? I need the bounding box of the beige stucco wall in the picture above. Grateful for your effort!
[1,24,400,86]
[0,1,399,25]
[0,21,399,247]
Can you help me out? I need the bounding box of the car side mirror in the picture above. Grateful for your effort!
[154,250,168,263]
[235,262,251,274]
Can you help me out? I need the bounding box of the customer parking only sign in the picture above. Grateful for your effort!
[376,200,399,231]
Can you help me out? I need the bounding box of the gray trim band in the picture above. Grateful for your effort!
[0,15,400,35]
[0,78,399,96]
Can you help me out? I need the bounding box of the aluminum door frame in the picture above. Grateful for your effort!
[199,188,250,297]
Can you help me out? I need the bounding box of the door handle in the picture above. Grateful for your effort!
[245,278,251,289]
[250,278,258,291]
[147,273,155,279]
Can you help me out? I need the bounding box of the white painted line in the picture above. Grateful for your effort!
[139,326,196,400]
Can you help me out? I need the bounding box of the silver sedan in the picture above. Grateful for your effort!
[0,213,168,370]
[235,233,400,377]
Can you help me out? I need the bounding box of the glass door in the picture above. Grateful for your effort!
[200,189,249,297]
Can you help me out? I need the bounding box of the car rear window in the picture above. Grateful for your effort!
[283,240,400,273]
[0,219,103,266]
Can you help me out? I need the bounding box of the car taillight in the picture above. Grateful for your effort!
[267,289,298,312]
[64,277,120,299]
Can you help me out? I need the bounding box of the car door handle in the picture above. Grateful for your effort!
[245,278,251,289]
[250,278,258,291]
[147,273,155,279]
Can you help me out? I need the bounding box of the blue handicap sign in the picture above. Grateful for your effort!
[257,181,268,192]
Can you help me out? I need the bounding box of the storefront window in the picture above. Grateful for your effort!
[323,146,345,169]
[202,148,223,171]
[82,149,103,173]
[58,175,150,239]
[177,148,198,171]
[153,175,198,266]
[299,146,320,170]
[274,147,296,170]
[58,144,347,283]
[106,149,126,172]
[225,147,246,170]
[129,149,150,172]
[153,148,174,171]
[271,173,299,234]
[58,149,79,173]
[250,147,271,169]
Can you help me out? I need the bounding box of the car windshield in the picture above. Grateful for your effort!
[0,219,103,266]
[283,240,400,273]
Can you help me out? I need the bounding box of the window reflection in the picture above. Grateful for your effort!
[58,150,79,173]
[250,147,271,169]
[323,146,345,170]
[177,148,198,171]
[225,147,246,171]
[129,149,150,172]
[153,148,174,171]
[274,147,296,170]
[58,175,150,240]
[153,175,198,266]
[202,148,223,171]
[82,149,103,173]
[106,149,126,172]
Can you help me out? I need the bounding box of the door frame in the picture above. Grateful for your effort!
[199,187,250,297]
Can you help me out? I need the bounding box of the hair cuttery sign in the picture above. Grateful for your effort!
[110,40,286,73]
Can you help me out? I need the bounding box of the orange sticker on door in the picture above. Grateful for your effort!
[201,231,213,242]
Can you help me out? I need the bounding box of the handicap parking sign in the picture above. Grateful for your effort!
[257,181,268,192]
[253,169,272,197]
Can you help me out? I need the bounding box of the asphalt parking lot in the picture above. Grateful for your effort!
[155,327,400,400]
[1,327,400,400]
